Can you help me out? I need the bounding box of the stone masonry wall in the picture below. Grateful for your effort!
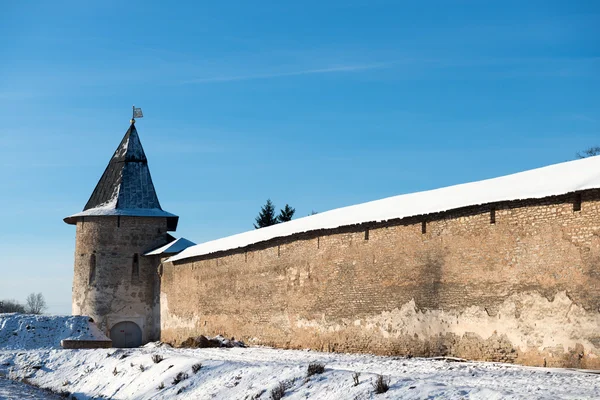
[160,190,600,369]
[72,216,169,343]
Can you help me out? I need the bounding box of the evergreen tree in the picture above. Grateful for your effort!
[277,204,296,223]
[576,146,600,159]
[254,199,278,229]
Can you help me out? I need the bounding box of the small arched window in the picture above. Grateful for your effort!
[89,254,96,285]
[132,254,140,282]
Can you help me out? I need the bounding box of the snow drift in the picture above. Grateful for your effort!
[0,314,108,350]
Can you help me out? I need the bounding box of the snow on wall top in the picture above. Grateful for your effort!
[170,156,600,262]
[0,314,110,350]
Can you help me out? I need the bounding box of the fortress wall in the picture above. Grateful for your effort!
[73,216,168,343]
[160,190,600,368]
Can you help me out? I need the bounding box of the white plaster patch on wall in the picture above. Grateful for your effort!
[160,292,200,330]
[294,316,360,334]
[292,291,600,355]
[361,291,600,354]
[295,316,325,331]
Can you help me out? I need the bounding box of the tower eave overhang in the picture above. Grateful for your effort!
[64,208,179,230]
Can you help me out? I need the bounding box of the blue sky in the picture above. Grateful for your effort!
[0,1,598,314]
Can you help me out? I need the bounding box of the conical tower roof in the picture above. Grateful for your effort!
[64,123,178,230]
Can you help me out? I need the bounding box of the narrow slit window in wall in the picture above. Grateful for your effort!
[574,193,582,212]
[117,216,121,227]
[490,208,496,224]
[89,254,96,284]
[365,228,369,240]
[132,254,139,282]
[421,221,427,234]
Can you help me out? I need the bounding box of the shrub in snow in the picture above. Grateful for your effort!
[307,362,325,377]
[172,371,189,385]
[177,385,188,395]
[192,363,202,374]
[179,334,246,348]
[372,375,390,394]
[151,354,163,364]
[20,377,33,385]
[112,367,118,376]
[139,364,145,372]
[270,381,287,400]
[353,372,360,386]
[157,382,165,390]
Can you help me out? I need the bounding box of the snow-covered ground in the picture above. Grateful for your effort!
[0,378,62,399]
[0,314,108,350]
[0,314,598,399]
[1,344,599,399]
[0,378,62,400]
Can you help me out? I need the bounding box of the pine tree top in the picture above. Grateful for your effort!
[278,204,295,223]
[254,199,278,229]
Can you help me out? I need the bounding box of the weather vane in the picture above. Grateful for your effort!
[131,105,143,124]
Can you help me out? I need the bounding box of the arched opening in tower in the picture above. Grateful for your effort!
[110,321,142,348]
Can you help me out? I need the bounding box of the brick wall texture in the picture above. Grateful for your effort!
[160,190,600,369]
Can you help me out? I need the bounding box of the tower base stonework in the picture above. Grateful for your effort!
[72,216,169,343]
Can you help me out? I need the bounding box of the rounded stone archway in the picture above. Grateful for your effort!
[110,321,142,348]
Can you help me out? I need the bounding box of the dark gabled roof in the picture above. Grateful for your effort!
[64,123,178,230]
[144,237,196,256]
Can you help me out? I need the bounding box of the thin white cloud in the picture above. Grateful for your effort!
[564,113,597,123]
[180,56,600,85]
[182,62,395,84]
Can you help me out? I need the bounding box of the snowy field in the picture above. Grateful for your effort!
[0,378,62,399]
[0,314,599,399]
[1,344,599,399]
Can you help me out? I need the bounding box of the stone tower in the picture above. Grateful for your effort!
[64,121,178,347]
